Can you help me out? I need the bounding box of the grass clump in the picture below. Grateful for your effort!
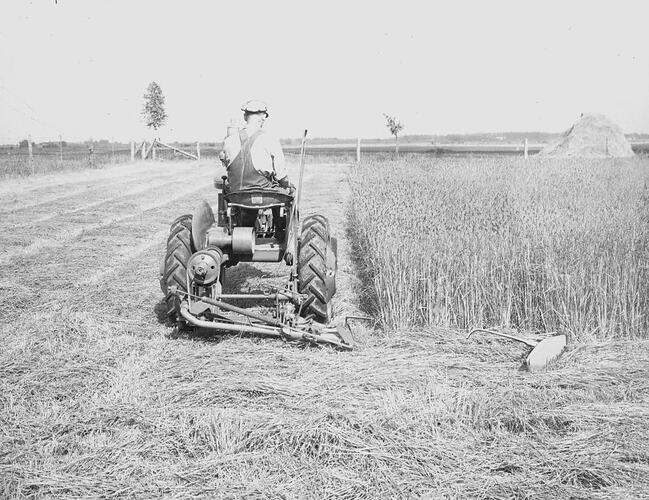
[349,156,649,340]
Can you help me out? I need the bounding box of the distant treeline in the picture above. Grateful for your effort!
[279,133,562,146]
[4,131,649,150]
[281,132,649,146]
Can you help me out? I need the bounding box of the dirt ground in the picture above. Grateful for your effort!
[1,159,648,498]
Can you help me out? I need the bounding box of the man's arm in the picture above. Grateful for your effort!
[265,134,288,181]
[222,134,239,168]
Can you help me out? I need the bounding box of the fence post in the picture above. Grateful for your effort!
[356,137,361,164]
[141,140,146,160]
[196,141,201,161]
[28,134,34,174]
[524,138,528,159]
[130,140,135,162]
[59,134,63,162]
[88,143,95,169]
[152,140,156,161]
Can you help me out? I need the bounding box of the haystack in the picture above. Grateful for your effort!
[539,113,635,158]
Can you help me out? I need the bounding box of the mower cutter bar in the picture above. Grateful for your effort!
[218,293,293,301]
[178,299,353,351]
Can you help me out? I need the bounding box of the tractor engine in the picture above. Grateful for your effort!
[255,208,274,237]
[231,207,283,238]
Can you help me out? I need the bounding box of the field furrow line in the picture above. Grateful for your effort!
[81,228,169,287]
[0,160,202,198]
[0,177,213,265]
[9,175,205,228]
[0,164,206,215]
[0,192,214,325]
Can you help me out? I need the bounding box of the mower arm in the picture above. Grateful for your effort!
[178,299,353,351]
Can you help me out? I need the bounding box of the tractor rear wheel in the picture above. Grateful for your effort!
[160,214,194,323]
[297,214,337,323]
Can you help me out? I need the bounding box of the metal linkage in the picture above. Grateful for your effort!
[174,289,353,350]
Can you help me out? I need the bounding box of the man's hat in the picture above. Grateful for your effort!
[241,100,269,117]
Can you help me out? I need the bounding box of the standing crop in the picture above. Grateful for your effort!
[349,156,649,341]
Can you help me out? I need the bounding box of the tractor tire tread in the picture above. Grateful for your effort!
[297,214,336,323]
[160,215,194,322]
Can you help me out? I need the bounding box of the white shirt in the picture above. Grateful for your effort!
[222,125,287,180]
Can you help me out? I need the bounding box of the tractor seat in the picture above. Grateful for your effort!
[224,188,294,209]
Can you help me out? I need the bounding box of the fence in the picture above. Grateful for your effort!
[0,141,132,177]
[3,135,594,179]
[0,138,208,178]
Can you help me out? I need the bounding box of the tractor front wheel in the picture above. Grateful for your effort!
[297,215,337,323]
[160,214,194,323]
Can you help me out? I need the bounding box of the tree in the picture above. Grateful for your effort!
[384,113,404,156]
[142,82,167,133]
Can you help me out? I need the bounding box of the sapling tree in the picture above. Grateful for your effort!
[142,82,167,133]
[384,113,404,156]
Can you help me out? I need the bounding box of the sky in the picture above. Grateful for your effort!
[0,0,648,143]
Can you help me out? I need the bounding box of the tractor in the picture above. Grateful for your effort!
[159,132,353,350]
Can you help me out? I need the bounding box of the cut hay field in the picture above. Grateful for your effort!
[1,157,648,499]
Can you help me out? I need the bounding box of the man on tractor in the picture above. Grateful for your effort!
[160,101,345,344]
[221,100,291,193]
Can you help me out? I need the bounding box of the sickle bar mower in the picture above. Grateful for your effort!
[160,130,353,350]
